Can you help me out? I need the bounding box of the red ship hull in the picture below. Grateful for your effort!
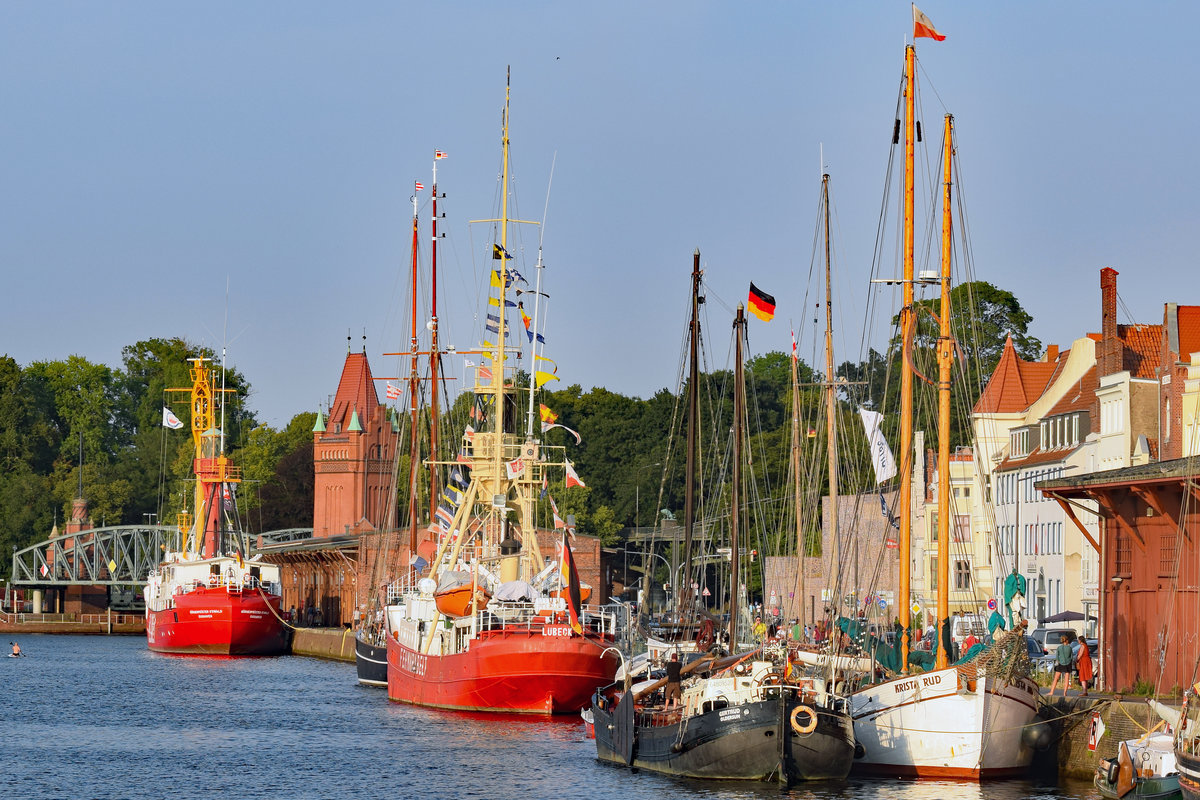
[146,587,288,656]
[386,627,617,714]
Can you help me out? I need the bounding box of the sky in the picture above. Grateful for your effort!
[1,2,1197,428]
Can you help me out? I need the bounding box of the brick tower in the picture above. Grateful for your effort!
[312,347,398,538]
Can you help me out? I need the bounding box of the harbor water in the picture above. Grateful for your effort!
[3,635,1102,799]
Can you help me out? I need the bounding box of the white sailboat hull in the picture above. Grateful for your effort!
[849,667,1040,778]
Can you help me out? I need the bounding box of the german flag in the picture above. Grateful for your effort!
[748,283,776,321]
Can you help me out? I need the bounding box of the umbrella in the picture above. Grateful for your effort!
[1042,609,1086,623]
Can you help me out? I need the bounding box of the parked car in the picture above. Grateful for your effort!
[1031,626,1078,657]
[1025,635,1047,659]
[950,613,987,647]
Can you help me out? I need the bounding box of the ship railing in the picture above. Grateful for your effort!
[0,611,144,626]
[474,601,619,637]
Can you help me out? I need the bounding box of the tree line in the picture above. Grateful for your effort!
[0,282,1040,581]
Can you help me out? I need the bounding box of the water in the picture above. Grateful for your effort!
[1,635,1101,799]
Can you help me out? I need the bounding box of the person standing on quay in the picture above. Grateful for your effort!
[1076,640,1093,696]
[1048,633,1074,697]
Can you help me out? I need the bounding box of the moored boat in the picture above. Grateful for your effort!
[383,70,619,714]
[144,357,288,656]
[1097,733,1182,800]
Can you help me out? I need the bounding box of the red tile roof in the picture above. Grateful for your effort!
[328,352,380,432]
[1176,306,1200,360]
[996,444,1080,472]
[1118,323,1163,378]
[1044,366,1097,420]
[973,336,1060,414]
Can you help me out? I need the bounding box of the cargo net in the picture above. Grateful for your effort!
[955,625,1034,684]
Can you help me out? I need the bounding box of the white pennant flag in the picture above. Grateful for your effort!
[858,408,897,484]
[162,406,184,430]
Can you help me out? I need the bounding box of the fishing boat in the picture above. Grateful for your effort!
[383,71,619,714]
[1097,732,1181,800]
[144,357,288,656]
[1176,691,1200,800]
[839,42,1041,778]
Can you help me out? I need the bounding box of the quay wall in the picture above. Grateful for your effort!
[1047,695,1179,779]
[290,626,355,663]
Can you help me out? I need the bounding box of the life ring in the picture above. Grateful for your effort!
[790,704,818,735]
[695,619,715,651]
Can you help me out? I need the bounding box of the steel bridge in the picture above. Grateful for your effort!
[10,525,314,587]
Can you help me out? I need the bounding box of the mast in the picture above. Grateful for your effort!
[935,114,954,670]
[681,248,701,615]
[428,153,443,524]
[406,190,422,555]
[730,305,746,652]
[791,326,805,633]
[821,173,841,628]
[898,43,917,669]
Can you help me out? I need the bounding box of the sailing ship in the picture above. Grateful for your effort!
[838,45,1040,778]
[591,262,853,783]
[382,71,620,714]
[144,357,288,656]
[355,152,448,688]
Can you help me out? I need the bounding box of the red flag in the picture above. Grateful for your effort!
[414,181,425,191]
[912,5,946,41]
[385,382,402,400]
[791,328,798,361]
[558,538,584,634]
[747,283,776,321]
[564,459,586,488]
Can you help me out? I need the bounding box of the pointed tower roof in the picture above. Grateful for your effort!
[312,410,326,433]
[327,352,380,434]
[348,409,362,432]
[973,336,1059,414]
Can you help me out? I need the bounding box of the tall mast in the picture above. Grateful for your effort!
[821,173,841,624]
[730,305,746,652]
[406,191,422,555]
[681,248,701,614]
[935,114,954,670]
[898,43,917,670]
[791,325,805,632]
[428,154,442,524]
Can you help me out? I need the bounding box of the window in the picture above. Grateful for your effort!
[1116,529,1132,576]
[930,557,938,591]
[1161,532,1179,577]
[954,560,971,590]
[953,515,971,542]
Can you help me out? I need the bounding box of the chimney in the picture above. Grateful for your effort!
[1045,344,1059,363]
[1100,267,1120,376]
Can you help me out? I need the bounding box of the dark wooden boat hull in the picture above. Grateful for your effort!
[781,693,856,783]
[355,633,387,687]
[592,690,782,780]
[1177,745,1200,800]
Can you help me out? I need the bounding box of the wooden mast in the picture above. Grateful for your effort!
[406,191,422,556]
[730,305,746,652]
[898,43,917,670]
[428,153,443,524]
[791,322,805,632]
[821,173,841,624]
[681,248,701,614]
[935,114,954,670]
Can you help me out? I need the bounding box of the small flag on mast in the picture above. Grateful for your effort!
[434,150,448,159]
[564,459,586,488]
[162,406,184,430]
[912,5,946,41]
[747,283,776,321]
[385,382,402,400]
[414,181,424,192]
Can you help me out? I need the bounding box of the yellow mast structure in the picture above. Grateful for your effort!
[898,43,917,669]
[168,357,241,559]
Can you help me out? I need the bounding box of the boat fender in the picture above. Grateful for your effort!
[1106,759,1119,786]
[790,704,818,735]
[853,741,866,759]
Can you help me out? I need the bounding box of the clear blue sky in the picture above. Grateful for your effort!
[1,3,1195,427]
